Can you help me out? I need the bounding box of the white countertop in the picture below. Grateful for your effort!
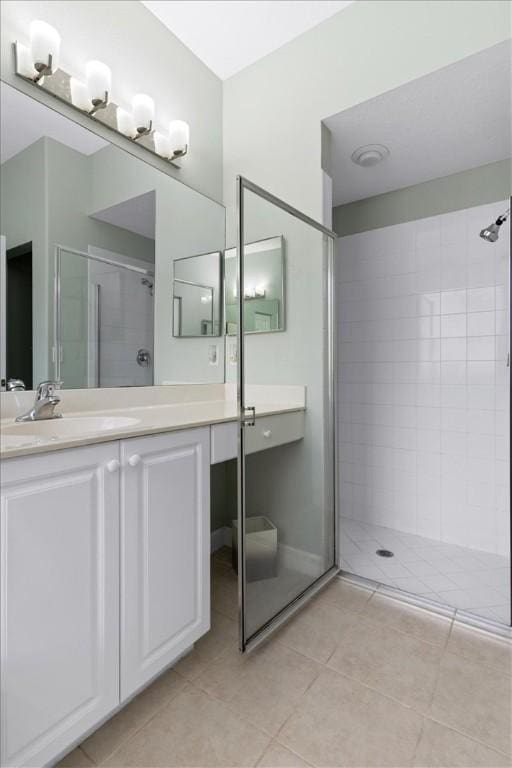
[0,385,306,459]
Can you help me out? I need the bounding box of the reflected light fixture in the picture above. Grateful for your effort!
[69,77,92,112]
[116,108,137,139]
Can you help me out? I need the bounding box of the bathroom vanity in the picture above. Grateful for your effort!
[0,385,305,768]
[0,53,335,768]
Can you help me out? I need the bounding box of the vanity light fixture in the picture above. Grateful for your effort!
[132,93,154,138]
[116,108,138,139]
[30,20,60,82]
[69,77,92,112]
[169,120,189,159]
[153,131,171,158]
[13,24,190,167]
[85,60,111,114]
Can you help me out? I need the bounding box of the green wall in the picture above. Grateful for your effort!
[333,159,512,236]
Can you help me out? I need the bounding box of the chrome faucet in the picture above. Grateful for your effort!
[16,381,62,422]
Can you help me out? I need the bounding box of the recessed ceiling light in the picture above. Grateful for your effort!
[351,144,390,167]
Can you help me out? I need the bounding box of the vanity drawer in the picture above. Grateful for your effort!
[245,411,305,455]
[210,411,305,464]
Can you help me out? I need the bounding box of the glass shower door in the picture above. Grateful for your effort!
[236,177,338,652]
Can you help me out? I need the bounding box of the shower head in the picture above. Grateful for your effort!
[479,208,510,243]
[141,277,154,296]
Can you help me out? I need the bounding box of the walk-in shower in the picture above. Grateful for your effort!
[328,40,511,629]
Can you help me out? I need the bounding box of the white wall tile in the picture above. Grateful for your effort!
[338,200,509,556]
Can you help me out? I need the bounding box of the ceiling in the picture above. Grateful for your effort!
[141,0,354,80]
[91,192,156,241]
[325,41,512,207]
[0,83,107,164]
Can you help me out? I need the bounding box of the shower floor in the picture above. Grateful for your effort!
[341,517,510,625]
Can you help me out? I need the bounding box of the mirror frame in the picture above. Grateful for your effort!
[172,250,223,338]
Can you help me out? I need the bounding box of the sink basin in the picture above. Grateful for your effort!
[2,415,140,440]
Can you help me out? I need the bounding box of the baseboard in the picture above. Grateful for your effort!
[211,526,231,553]
[210,527,323,578]
[279,543,324,577]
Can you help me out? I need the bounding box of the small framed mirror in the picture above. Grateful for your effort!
[224,235,285,335]
[173,251,222,337]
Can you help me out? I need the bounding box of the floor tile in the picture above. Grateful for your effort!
[56,747,95,767]
[314,577,373,613]
[327,613,443,712]
[447,622,512,673]
[413,719,510,767]
[194,639,321,736]
[275,597,357,663]
[430,652,512,755]
[257,741,311,767]
[363,593,452,647]
[81,668,186,764]
[174,611,237,680]
[211,570,238,620]
[279,669,423,767]
[341,517,511,626]
[103,684,270,767]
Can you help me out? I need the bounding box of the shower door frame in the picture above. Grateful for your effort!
[53,244,154,383]
[236,175,339,653]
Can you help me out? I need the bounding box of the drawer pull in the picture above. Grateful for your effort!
[262,429,272,439]
[128,454,141,467]
[106,459,120,473]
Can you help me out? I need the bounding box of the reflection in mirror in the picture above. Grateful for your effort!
[0,82,225,389]
[56,246,155,388]
[173,251,221,337]
[224,236,285,334]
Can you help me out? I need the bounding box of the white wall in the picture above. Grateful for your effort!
[223,1,510,234]
[337,201,510,555]
[0,0,223,203]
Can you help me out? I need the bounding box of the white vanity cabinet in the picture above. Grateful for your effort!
[120,428,210,700]
[0,426,211,768]
[0,443,120,768]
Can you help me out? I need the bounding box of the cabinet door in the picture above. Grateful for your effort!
[0,443,120,768]
[121,428,210,700]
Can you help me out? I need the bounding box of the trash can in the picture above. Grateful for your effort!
[232,516,278,582]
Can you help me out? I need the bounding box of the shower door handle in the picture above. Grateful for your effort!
[241,406,256,427]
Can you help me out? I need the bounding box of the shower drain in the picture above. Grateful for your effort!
[376,549,394,558]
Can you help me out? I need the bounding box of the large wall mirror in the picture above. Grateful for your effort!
[224,236,285,334]
[173,251,222,337]
[0,82,225,389]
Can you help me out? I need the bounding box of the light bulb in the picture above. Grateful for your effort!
[154,131,171,158]
[16,43,37,79]
[86,60,111,106]
[116,108,137,139]
[169,120,189,157]
[30,20,60,76]
[132,94,154,134]
[70,78,92,111]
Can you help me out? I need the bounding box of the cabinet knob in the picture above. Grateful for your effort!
[106,459,120,473]
[262,429,272,439]
[128,454,141,467]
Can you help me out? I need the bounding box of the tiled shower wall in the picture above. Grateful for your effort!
[337,201,510,556]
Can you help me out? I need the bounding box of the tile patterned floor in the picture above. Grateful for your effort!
[58,553,512,768]
[341,516,511,625]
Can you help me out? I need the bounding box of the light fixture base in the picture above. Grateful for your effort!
[13,41,184,169]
